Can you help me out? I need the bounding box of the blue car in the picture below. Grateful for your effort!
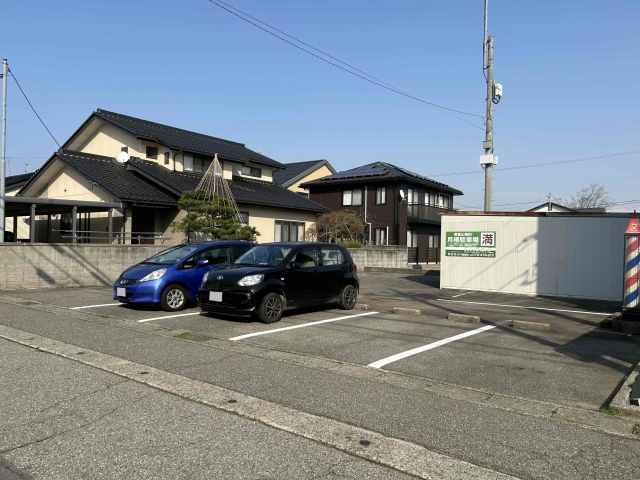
[113,241,256,311]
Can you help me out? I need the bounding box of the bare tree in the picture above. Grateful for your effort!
[564,184,612,210]
[306,210,365,244]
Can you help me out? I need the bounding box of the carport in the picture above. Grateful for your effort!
[4,196,122,243]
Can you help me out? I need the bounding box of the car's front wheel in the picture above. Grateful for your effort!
[338,284,357,310]
[258,292,284,323]
[160,284,188,312]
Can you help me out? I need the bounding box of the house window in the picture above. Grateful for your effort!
[375,187,386,205]
[439,194,451,209]
[275,220,305,242]
[241,165,262,178]
[164,152,170,165]
[342,189,362,206]
[239,211,249,225]
[407,229,418,247]
[121,146,128,153]
[407,188,419,204]
[183,154,193,171]
[61,214,73,232]
[146,146,158,159]
[425,192,438,206]
[374,228,387,245]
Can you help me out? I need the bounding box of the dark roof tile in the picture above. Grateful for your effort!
[127,158,328,213]
[53,151,176,204]
[94,109,284,169]
[273,160,334,187]
[301,161,463,195]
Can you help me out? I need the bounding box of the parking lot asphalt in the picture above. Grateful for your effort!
[5,273,634,410]
[0,338,412,480]
[2,272,640,479]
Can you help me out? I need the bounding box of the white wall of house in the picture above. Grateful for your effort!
[440,213,629,301]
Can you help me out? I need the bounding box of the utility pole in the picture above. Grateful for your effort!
[0,59,7,242]
[548,193,552,212]
[481,1,501,212]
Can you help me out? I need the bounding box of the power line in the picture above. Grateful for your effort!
[206,0,485,130]
[9,69,61,148]
[430,149,640,178]
[463,172,640,200]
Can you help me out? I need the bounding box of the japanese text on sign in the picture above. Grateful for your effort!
[445,231,497,258]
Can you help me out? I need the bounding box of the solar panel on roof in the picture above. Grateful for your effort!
[321,166,388,180]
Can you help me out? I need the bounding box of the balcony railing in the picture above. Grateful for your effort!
[406,203,442,222]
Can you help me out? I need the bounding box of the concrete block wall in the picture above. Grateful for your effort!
[0,244,408,291]
[347,246,408,269]
[0,244,166,290]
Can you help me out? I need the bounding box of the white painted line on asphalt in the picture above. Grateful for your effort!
[368,324,498,369]
[450,292,470,298]
[229,311,379,341]
[137,312,203,323]
[71,303,121,310]
[436,299,612,316]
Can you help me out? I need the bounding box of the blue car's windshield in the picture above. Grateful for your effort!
[142,245,200,265]
[235,245,292,267]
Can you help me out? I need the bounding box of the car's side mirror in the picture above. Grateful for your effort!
[196,259,209,268]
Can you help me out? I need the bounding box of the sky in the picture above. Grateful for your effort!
[3,0,639,211]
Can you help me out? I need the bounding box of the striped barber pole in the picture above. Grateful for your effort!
[623,213,640,309]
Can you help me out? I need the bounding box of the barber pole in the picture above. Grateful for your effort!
[623,211,640,309]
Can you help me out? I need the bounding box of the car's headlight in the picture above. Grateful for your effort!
[238,274,264,286]
[139,268,167,282]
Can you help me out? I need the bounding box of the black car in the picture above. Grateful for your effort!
[198,242,359,323]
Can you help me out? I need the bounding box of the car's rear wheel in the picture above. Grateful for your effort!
[258,292,284,323]
[160,284,188,312]
[338,284,357,310]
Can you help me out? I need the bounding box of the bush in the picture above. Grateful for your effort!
[339,240,363,249]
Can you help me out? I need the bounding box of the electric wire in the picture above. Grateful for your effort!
[9,69,61,148]
[206,0,485,130]
[429,149,640,178]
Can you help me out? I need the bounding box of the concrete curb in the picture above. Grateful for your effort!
[393,307,421,316]
[609,362,640,419]
[363,267,440,275]
[0,324,515,480]
[354,304,369,310]
[512,320,550,332]
[589,329,639,343]
[448,313,480,324]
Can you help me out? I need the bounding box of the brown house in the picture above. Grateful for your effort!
[301,162,463,264]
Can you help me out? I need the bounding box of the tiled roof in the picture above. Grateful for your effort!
[273,159,335,187]
[301,161,463,195]
[45,151,176,205]
[92,109,284,169]
[6,172,35,188]
[127,158,329,213]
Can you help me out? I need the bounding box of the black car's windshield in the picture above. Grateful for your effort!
[142,244,200,265]
[235,245,292,267]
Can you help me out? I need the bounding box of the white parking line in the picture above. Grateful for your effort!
[436,299,612,316]
[368,324,498,369]
[449,292,470,298]
[229,311,379,341]
[71,303,121,310]
[137,312,204,323]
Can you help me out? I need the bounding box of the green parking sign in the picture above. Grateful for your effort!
[445,231,496,258]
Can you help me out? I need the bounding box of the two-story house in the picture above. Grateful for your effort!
[301,162,463,264]
[15,109,328,244]
[273,160,336,197]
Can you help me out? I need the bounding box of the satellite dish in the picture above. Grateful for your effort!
[399,190,405,200]
[117,151,130,163]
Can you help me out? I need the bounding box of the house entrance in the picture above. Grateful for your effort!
[132,208,156,245]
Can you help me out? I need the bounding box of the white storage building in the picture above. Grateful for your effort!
[440,212,631,301]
